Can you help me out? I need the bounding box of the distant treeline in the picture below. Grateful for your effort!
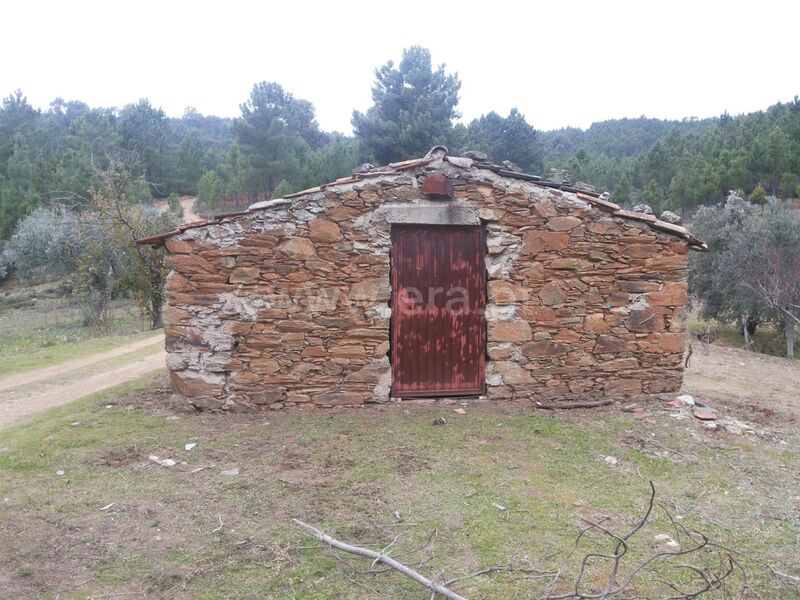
[1,45,798,239]
[541,104,800,213]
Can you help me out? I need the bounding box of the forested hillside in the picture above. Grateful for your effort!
[544,102,800,213]
[1,45,798,241]
[0,93,232,238]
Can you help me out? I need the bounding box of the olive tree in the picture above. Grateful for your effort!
[728,201,800,358]
[0,206,78,282]
[689,191,762,349]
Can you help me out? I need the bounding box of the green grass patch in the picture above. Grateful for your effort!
[0,380,798,598]
[0,285,157,376]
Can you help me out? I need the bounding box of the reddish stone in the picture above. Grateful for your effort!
[522,231,570,254]
[422,173,454,198]
[554,329,581,343]
[622,244,658,259]
[229,267,260,284]
[539,282,566,306]
[618,280,661,293]
[165,305,191,325]
[309,218,343,243]
[166,272,196,293]
[518,305,557,322]
[608,291,629,307]
[279,237,316,259]
[587,220,621,235]
[693,408,718,421]
[329,344,367,359]
[547,216,582,231]
[647,282,688,306]
[488,321,533,342]
[637,333,685,353]
[167,253,216,274]
[488,345,513,359]
[249,358,281,373]
[522,340,569,357]
[165,239,194,254]
[493,361,533,384]
[302,346,327,357]
[594,335,632,354]
[489,280,530,304]
[170,371,224,398]
[584,313,610,334]
[625,310,665,333]
[276,320,317,332]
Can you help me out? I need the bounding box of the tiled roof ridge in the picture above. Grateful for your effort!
[138,147,708,251]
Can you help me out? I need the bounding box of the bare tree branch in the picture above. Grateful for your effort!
[292,519,469,600]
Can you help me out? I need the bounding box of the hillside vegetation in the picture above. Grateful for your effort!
[1,46,797,240]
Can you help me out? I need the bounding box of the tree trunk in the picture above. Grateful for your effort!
[742,315,752,351]
[151,299,164,329]
[786,313,795,359]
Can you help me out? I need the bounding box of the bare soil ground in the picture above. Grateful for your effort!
[0,334,164,429]
[155,196,200,223]
[0,342,798,599]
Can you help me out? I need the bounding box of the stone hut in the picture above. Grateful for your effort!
[139,147,707,410]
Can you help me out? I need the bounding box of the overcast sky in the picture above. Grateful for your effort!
[3,1,798,133]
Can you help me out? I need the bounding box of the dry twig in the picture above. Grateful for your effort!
[294,482,743,599]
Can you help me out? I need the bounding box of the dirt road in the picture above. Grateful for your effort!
[0,334,165,429]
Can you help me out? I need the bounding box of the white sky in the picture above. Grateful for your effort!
[3,1,798,133]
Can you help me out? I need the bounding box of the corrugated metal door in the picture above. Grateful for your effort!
[391,225,486,397]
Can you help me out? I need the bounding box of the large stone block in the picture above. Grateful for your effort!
[279,237,316,259]
[489,280,530,304]
[522,230,570,254]
[493,361,533,384]
[594,335,633,354]
[622,244,658,259]
[521,340,569,357]
[547,216,582,231]
[488,320,533,342]
[170,371,225,398]
[538,282,566,306]
[583,313,610,334]
[518,305,557,323]
[309,218,343,243]
[229,267,260,284]
[637,333,685,353]
[647,282,688,306]
[625,310,665,333]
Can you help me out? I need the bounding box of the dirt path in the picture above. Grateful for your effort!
[0,336,166,429]
[0,334,164,392]
[682,341,800,437]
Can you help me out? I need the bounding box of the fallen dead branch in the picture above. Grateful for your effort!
[535,399,613,410]
[292,519,468,600]
[294,482,744,599]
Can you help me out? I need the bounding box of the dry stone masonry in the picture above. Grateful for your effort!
[143,148,705,410]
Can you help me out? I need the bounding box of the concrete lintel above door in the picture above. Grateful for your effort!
[379,202,480,226]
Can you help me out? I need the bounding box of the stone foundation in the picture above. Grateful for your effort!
[160,155,691,410]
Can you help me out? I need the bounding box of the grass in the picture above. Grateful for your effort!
[1,371,798,599]
[688,315,797,357]
[0,281,154,377]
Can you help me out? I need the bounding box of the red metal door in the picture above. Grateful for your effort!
[391,225,486,397]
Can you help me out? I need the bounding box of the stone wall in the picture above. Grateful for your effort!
[162,158,690,410]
